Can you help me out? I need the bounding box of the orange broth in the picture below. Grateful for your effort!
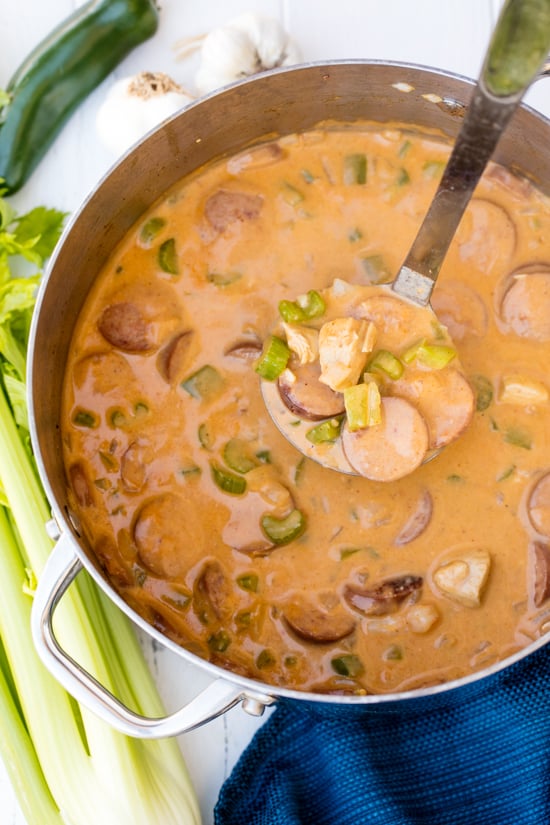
[61,125,550,694]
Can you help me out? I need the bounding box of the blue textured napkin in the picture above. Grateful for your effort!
[215,643,550,825]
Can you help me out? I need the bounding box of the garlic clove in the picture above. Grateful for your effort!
[96,72,194,156]
[195,14,301,94]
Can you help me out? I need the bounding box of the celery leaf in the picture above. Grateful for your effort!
[14,207,66,265]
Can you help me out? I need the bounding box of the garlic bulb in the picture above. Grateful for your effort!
[96,72,194,155]
[195,13,301,94]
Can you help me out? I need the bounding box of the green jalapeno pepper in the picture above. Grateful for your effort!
[0,0,159,194]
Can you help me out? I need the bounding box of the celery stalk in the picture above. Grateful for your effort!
[0,420,201,823]
[0,602,62,824]
[0,194,201,823]
[0,508,76,823]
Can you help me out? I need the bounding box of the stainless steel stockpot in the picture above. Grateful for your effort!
[28,60,550,738]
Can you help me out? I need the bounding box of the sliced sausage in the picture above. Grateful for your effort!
[282,600,356,642]
[278,362,345,421]
[194,560,232,621]
[394,489,433,546]
[341,396,429,482]
[224,338,263,360]
[157,330,195,383]
[485,164,534,200]
[343,574,423,616]
[94,535,132,586]
[355,293,435,352]
[530,541,550,607]
[455,198,516,274]
[98,281,182,353]
[98,302,151,352]
[527,473,550,537]
[498,270,550,342]
[72,351,136,396]
[120,440,153,493]
[133,493,203,578]
[68,462,94,508]
[223,471,295,555]
[205,189,263,232]
[389,367,474,450]
[222,491,277,556]
[226,142,284,174]
[430,281,488,342]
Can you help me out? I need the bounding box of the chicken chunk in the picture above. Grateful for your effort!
[282,323,319,365]
[318,317,376,392]
[433,548,491,608]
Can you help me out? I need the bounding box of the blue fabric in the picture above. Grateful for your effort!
[215,644,550,824]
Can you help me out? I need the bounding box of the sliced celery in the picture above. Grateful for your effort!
[343,153,367,184]
[198,421,214,449]
[360,254,391,284]
[504,427,532,450]
[344,382,381,431]
[384,644,403,661]
[306,417,343,444]
[254,335,290,380]
[278,290,326,323]
[208,631,231,652]
[416,342,457,369]
[223,438,259,473]
[278,300,305,323]
[261,509,306,545]
[300,290,326,319]
[236,574,259,592]
[182,364,224,400]
[368,349,404,379]
[256,649,276,669]
[210,461,247,495]
[423,160,446,179]
[396,168,410,186]
[108,408,128,428]
[281,181,305,205]
[331,654,364,677]
[470,374,494,411]
[72,409,98,428]
[207,270,242,286]
[402,339,456,369]
[497,464,516,481]
[157,237,179,275]
[402,338,426,364]
[139,216,166,245]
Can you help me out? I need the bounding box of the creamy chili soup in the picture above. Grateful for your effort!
[61,125,550,695]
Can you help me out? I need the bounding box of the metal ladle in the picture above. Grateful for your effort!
[261,0,550,479]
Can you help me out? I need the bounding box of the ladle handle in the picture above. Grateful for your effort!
[392,0,550,306]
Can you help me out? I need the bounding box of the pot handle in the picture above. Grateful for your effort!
[31,532,275,738]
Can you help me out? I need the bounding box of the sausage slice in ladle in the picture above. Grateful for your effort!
[341,397,429,482]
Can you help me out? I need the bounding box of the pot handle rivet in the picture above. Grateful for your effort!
[241,695,273,717]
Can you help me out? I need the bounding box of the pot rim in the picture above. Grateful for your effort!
[28,57,550,709]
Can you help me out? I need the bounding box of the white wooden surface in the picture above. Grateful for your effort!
[1,1,549,823]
